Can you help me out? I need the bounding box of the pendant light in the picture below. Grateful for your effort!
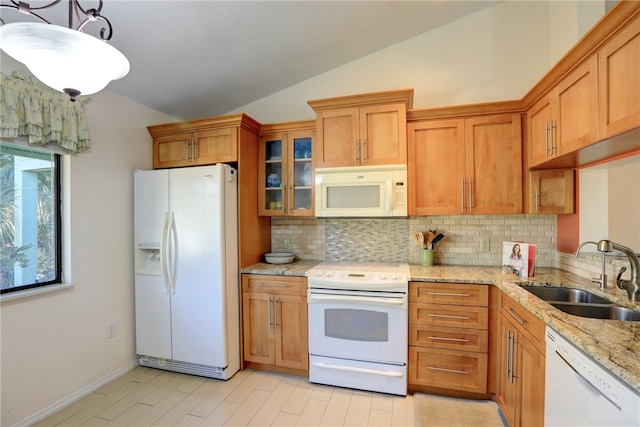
[0,0,130,101]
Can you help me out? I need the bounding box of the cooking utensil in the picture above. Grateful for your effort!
[425,230,437,249]
[412,232,424,249]
[430,233,445,249]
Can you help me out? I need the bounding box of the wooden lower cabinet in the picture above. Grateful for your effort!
[241,274,308,374]
[408,282,489,394]
[496,293,546,427]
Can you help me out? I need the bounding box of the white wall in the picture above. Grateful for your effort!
[1,54,176,427]
[230,1,603,123]
[580,155,640,251]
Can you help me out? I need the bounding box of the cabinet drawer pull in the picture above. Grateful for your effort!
[427,336,470,343]
[505,307,527,325]
[257,283,289,287]
[427,366,469,375]
[427,313,470,320]
[427,292,471,297]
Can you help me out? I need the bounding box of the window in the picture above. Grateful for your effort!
[1,142,62,293]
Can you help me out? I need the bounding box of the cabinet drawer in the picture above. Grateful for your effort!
[500,293,546,352]
[409,347,487,393]
[410,282,488,306]
[410,303,488,330]
[409,324,488,353]
[242,274,306,296]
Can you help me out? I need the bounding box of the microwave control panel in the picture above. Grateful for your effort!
[393,181,407,212]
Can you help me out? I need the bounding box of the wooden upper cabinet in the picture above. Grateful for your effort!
[598,14,640,139]
[528,55,598,168]
[258,121,316,217]
[153,133,192,169]
[407,119,466,215]
[529,170,574,214]
[309,89,413,168]
[148,114,256,169]
[465,114,522,214]
[152,128,237,169]
[315,107,359,167]
[408,113,522,215]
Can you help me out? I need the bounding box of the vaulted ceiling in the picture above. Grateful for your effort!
[1,1,500,120]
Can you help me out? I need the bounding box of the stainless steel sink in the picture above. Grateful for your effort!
[550,303,640,321]
[520,286,612,304]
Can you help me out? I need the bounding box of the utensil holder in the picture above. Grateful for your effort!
[420,249,435,266]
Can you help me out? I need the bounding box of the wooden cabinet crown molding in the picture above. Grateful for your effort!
[147,113,262,138]
[307,88,414,111]
[407,100,524,122]
[259,120,316,135]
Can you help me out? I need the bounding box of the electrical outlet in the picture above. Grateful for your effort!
[106,321,117,339]
[481,238,490,252]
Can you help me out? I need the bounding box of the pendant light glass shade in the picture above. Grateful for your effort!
[0,22,130,100]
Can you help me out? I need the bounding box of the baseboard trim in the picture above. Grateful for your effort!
[12,360,138,427]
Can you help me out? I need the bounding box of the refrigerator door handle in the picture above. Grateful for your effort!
[161,212,171,294]
[168,212,177,294]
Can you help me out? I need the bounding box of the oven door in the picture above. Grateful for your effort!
[307,289,407,364]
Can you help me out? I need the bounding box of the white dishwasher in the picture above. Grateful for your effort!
[545,327,640,426]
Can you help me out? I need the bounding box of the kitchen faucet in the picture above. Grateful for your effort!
[575,241,607,290]
[596,240,640,302]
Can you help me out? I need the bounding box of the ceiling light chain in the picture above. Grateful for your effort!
[0,0,129,101]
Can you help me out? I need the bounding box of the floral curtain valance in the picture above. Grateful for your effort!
[0,70,90,153]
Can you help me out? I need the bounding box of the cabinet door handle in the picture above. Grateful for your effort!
[274,297,279,329]
[549,120,557,155]
[461,178,465,214]
[505,307,527,325]
[511,336,519,382]
[468,177,473,214]
[535,190,540,212]
[545,121,550,156]
[354,139,358,164]
[427,366,469,375]
[427,292,471,297]
[268,296,273,329]
[186,140,190,162]
[428,313,470,320]
[192,139,197,161]
[257,283,289,288]
[505,330,512,380]
[361,139,366,163]
[427,336,470,343]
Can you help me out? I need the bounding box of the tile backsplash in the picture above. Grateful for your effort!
[271,214,557,267]
[270,215,636,288]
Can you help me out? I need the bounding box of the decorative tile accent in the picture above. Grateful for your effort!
[325,219,409,262]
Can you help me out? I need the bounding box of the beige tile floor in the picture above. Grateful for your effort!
[35,367,416,426]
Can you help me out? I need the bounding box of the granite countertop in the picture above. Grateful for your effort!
[241,260,321,277]
[241,261,640,393]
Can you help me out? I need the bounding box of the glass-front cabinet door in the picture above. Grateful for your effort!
[259,128,315,216]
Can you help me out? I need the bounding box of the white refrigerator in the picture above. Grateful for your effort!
[133,164,239,380]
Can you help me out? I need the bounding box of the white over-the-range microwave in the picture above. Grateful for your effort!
[314,164,407,217]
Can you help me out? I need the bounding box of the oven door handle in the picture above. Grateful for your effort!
[307,293,406,306]
[312,362,404,377]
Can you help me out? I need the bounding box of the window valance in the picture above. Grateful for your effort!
[0,70,90,153]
